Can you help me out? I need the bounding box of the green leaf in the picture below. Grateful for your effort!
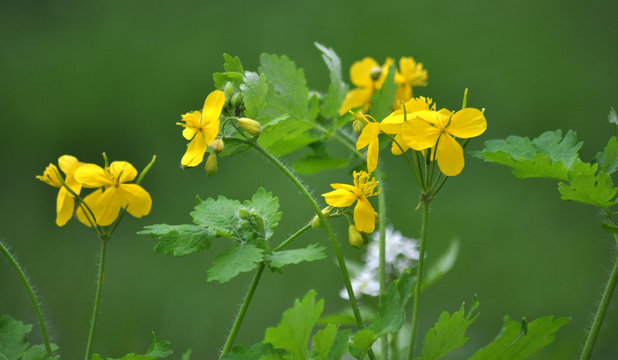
[181,350,191,360]
[207,244,264,283]
[293,155,349,174]
[422,238,459,291]
[213,54,245,88]
[476,130,583,180]
[415,296,479,360]
[558,162,617,209]
[264,290,324,360]
[369,63,397,121]
[609,107,618,125]
[244,187,282,239]
[191,195,244,239]
[315,42,347,120]
[138,224,214,256]
[265,243,326,269]
[312,325,350,360]
[257,54,322,156]
[371,270,415,337]
[595,136,618,174]
[0,315,31,360]
[349,329,375,360]
[92,333,172,360]
[602,222,618,233]
[220,343,273,360]
[469,316,570,360]
[241,71,268,119]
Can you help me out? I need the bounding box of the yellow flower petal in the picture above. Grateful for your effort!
[415,110,449,128]
[447,108,487,139]
[109,161,138,183]
[366,138,379,173]
[354,197,375,233]
[391,133,409,155]
[55,187,74,226]
[75,164,113,188]
[201,118,221,146]
[181,112,201,139]
[350,57,379,88]
[380,114,405,134]
[435,134,464,176]
[330,183,357,192]
[119,184,152,218]
[92,187,124,226]
[393,84,412,110]
[201,90,225,124]
[356,122,381,150]
[339,88,373,116]
[37,163,62,188]
[322,189,357,208]
[375,57,393,89]
[400,118,441,150]
[181,132,207,167]
[76,188,103,227]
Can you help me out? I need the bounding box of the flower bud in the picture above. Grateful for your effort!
[310,206,333,228]
[348,225,364,249]
[223,82,235,101]
[238,207,250,219]
[210,138,225,153]
[205,153,218,177]
[238,118,262,136]
[369,66,382,81]
[231,93,243,107]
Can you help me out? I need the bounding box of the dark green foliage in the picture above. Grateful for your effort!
[0,315,59,360]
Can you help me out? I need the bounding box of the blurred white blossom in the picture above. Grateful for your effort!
[341,225,419,299]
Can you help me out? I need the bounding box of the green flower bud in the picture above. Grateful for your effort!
[231,93,243,107]
[310,206,333,228]
[223,82,235,101]
[205,153,218,177]
[369,66,382,81]
[238,117,262,136]
[238,207,250,219]
[210,138,225,153]
[348,225,364,249]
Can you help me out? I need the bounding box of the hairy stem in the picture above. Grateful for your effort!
[408,201,429,360]
[580,240,618,360]
[220,263,266,356]
[0,240,53,356]
[84,239,108,360]
[375,168,389,360]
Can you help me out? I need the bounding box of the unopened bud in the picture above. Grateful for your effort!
[310,206,333,228]
[238,207,250,219]
[369,66,382,81]
[231,93,243,107]
[223,82,235,101]
[211,139,225,153]
[238,118,262,135]
[205,153,218,176]
[348,225,364,249]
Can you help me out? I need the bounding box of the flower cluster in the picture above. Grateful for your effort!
[340,226,419,299]
[38,155,152,228]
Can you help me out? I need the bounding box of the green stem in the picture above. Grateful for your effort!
[375,169,389,360]
[84,239,108,360]
[579,240,618,360]
[220,263,266,357]
[408,201,430,360]
[0,240,53,357]
[391,330,399,360]
[226,137,375,359]
[275,224,312,252]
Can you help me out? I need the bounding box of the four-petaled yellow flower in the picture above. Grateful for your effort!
[339,57,393,116]
[75,161,152,226]
[393,57,428,109]
[178,90,225,167]
[322,171,380,233]
[381,97,436,155]
[355,113,382,173]
[36,155,82,226]
[400,108,487,176]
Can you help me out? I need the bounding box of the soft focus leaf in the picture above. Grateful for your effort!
[220,343,273,360]
[207,244,264,283]
[315,42,347,120]
[312,324,337,360]
[265,244,327,269]
[422,238,459,290]
[349,329,375,360]
[469,316,569,360]
[595,136,618,174]
[213,54,245,88]
[138,224,214,256]
[264,290,324,360]
[415,296,479,360]
[609,107,618,125]
[369,63,397,121]
[0,315,31,360]
[241,71,268,119]
[558,162,617,209]
[293,155,349,174]
[476,130,582,180]
[244,187,282,239]
[371,270,415,337]
[92,333,172,359]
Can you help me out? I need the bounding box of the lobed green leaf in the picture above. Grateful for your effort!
[315,42,347,120]
[220,343,273,360]
[0,315,59,360]
[558,162,617,209]
[206,244,264,283]
[213,54,245,88]
[371,270,415,337]
[265,243,327,269]
[595,136,618,174]
[92,333,172,360]
[138,224,214,256]
[241,71,268,119]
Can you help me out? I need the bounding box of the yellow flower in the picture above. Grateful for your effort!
[381,97,435,155]
[354,113,382,173]
[178,90,225,167]
[400,108,487,176]
[393,57,428,109]
[75,161,152,226]
[339,57,393,116]
[36,155,82,226]
[322,171,380,233]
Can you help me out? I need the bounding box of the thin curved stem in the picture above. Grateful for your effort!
[84,239,107,360]
[275,224,312,252]
[407,201,430,360]
[0,240,53,356]
[225,136,375,359]
[580,238,618,360]
[220,263,266,356]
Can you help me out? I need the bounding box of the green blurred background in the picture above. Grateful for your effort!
[1,0,617,358]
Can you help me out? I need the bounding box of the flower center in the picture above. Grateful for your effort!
[353,171,380,198]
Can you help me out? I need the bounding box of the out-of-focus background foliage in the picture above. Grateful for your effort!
[1,0,617,358]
